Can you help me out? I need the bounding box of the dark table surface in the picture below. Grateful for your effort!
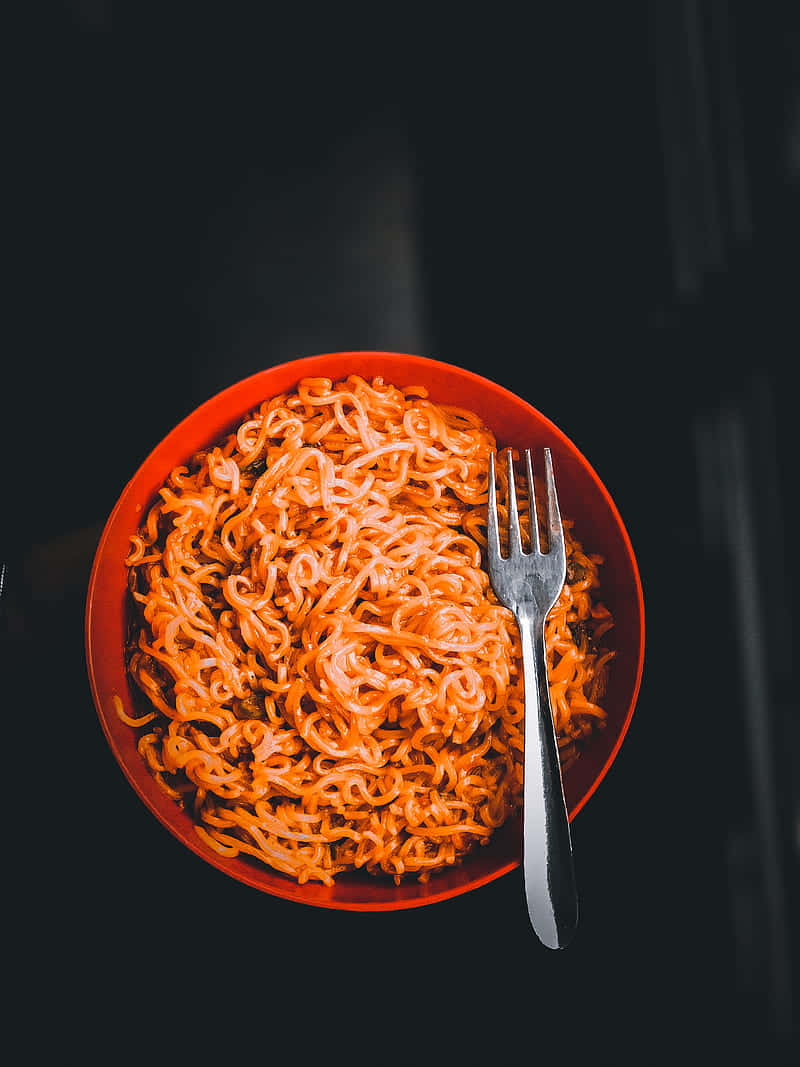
[6,5,797,1063]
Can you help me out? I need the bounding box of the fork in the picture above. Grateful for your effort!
[486,447,578,949]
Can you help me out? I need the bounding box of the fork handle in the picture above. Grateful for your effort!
[518,609,578,949]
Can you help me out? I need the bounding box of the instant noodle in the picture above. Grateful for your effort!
[123,375,614,885]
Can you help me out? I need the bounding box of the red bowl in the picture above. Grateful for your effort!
[86,352,645,910]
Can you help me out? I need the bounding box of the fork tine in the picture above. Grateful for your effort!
[524,449,541,555]
[543,448,566,567]
[505,449,523,556]
[487,452,502,564]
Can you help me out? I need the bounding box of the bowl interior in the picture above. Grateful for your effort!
[86,352,644,910]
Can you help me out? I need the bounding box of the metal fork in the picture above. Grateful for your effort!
[486,447,578,949]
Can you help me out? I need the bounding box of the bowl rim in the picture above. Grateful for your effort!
[85,351,645,909]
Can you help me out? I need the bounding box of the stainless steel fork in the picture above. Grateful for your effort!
[486,447,578,949]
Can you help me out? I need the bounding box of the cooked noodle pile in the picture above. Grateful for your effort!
[123,375,614,885]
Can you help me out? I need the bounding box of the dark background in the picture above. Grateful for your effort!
[5,3,797,1062]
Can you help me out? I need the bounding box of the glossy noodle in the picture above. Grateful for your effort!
[124,375,614,885]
